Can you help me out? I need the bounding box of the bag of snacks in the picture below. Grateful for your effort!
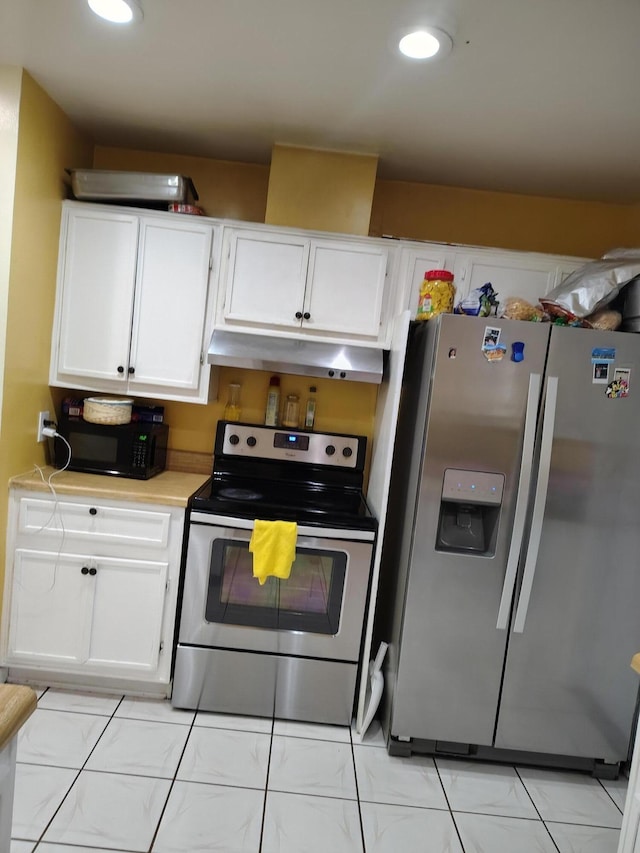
[501,297,545,322]
[455,282,499,317]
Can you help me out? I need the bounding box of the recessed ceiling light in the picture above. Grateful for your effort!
[87,0,143,24]
[398,27,453,60]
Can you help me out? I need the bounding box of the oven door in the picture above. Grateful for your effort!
[178,513,375,661]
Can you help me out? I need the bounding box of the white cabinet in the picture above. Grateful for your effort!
[219,227,390,342]
[50,202,219,404]
[1,490,185,694]
[399,241,590,319]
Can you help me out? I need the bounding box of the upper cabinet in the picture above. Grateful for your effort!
[217,227,392,344]
[398,241,591,319]
[50,202,219,404]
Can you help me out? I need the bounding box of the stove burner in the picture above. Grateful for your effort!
[218,487,263,501]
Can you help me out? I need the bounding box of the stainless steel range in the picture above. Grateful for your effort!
[171,421,377,725]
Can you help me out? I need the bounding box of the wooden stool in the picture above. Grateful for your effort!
[0,685,37,847]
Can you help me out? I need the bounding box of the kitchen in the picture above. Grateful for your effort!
[3,0,640,850]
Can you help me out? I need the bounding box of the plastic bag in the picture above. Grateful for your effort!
[455,282,499,317]
[543,250,640,318]
[500,297,545,321]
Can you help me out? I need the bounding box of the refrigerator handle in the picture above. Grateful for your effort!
[512,376,559,634]
[496,372,542,630]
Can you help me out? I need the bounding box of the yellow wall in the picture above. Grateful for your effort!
[0,71,92,607]
[0,67,22,431]
[265,144,378,236]
[93,145,270,224]
[370,179,633,259]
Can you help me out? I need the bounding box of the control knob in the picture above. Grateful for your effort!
[229,434,240,446]
[342,447,353,458]
[246,436,257,447]
[325,445,336,456]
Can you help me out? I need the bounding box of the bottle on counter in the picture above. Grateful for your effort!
[304,386,317,430]
[224,382,242,421]
[282,394,300,428]
[264,375,281,426]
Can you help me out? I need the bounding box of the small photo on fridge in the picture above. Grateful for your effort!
[482,326,501,349]
[592,362,610,383]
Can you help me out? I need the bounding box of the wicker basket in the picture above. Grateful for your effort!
[83,397,133,425]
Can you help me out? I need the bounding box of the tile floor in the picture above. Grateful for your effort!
[11,686,627,852]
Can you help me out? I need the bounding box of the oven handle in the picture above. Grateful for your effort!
[189,511,376,542]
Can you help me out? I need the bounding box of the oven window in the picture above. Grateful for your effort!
[205,540,347,634]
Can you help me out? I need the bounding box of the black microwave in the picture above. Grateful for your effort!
[54,415,169,479]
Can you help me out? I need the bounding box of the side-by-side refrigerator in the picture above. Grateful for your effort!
[379,313,640,775]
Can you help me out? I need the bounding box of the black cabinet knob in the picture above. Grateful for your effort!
[325,445,336,456]
[328,370,335,377]
[295,311,303,320]
[247,436,257,447]
[229,434,240,445]
[128,366,135,375]
[343,447,353,458]
[89,567,97,576]
[340,372,346,378]
[89,507,97,516]
[81,567,89,575]
[303,312,311,320]
[117,366,124,374]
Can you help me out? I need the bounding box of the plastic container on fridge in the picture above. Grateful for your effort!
[67,170,199,204]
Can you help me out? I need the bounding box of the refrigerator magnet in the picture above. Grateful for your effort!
[592,362,610,384]
[606,368,631,399]
[483,343,507,363]
[482,326,501,349]
[591,346,615,363]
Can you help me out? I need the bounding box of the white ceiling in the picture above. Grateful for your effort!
[2,0,640,203]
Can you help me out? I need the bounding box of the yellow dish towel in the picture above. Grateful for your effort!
[249,519,298,585]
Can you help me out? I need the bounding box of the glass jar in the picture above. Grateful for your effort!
[416,270,455,321]
[224,383,242,421]
[282,394,300,428]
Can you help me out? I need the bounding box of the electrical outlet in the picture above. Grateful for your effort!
[37,410,50,442]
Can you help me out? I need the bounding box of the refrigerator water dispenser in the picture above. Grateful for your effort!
[436,469,505,556]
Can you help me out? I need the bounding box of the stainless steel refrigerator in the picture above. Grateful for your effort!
[379,313,640,776]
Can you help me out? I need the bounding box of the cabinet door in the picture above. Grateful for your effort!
[304,240,388,338]
[453,251,559,312]
[7,550,92,666]
[398,246,450,316]
[223,229,310,328]
[54,208,138,383]
[87,555,168,672]
[128,217,213,393]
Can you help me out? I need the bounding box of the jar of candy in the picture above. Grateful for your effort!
[416,270,455,321]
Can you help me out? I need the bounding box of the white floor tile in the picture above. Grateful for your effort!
[37,688,122,716]
[262,790,363,853]
[454,812,559,853]
[354,744,448,810]
[273,719,350,742]
[116,695,195,725]
[12,763,77,840]
[600,775,628,812]
[546,821,621,853]
[436,758,539,819]
[152,780,264,852]
[9,842,34,853]
[85,717,190,778]
[36,845,125,852]
[42,769,171,851]
[194,709,272,734]
[17,708,108,768]
[518,767,623,828]
[269,735,357,799]
[361,801,464,853]
[177,726,270,789]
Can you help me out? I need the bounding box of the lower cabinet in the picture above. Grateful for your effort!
[2,490,185,694]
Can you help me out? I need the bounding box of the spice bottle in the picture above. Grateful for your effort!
[264,376,280,426]
[224,383,242,421]
[416,270,455,321]
[282,394,300,428]
[304,386,317,430]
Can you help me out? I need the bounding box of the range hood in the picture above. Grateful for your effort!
[207,330,384,384]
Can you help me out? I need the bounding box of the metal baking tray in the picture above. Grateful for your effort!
[67,170,199,204]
